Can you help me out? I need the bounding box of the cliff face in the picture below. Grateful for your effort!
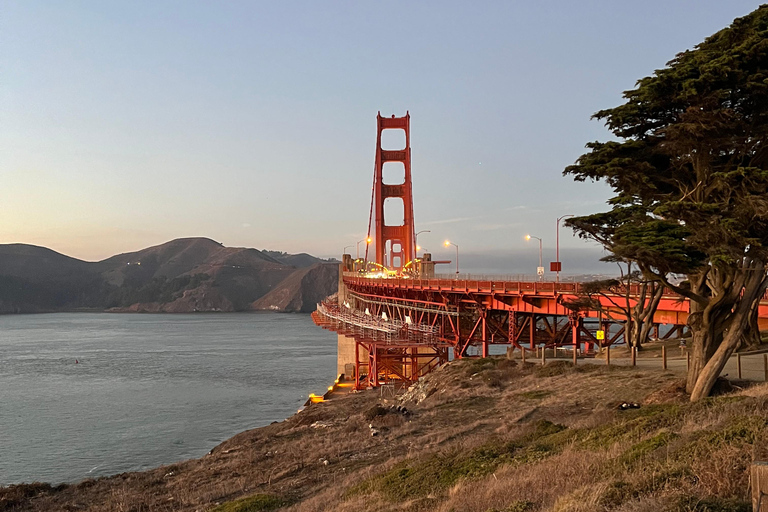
[0,238,338,313]
[251,262,339,313]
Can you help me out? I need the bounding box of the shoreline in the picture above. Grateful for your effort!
[1,382,326,488]
[0,312,336,489]
[3,359,762,511]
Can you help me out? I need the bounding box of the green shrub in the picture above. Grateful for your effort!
[484,501,535,512]
[618,431,677,466]
[350,421,568,501]
[518,390,552,400]
[209,494,286,512]
[671,495,750,512]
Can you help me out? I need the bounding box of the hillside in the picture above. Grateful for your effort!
[0,245,106,313]
[0,238,337,313]
[2,359,765,512]
[251,263,339,313]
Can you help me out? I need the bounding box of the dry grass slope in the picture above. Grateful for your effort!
[2,358,767,512]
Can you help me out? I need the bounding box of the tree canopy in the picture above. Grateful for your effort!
[564,5,768,400]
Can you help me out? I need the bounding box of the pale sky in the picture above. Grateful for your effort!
[2,1,760,274]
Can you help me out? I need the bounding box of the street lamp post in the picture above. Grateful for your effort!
[444,240,459,275]
[343,245,353,257]
[525,235,543,281]
[555,215,574,282]
[415,230,430,257]
[356,237,372,260]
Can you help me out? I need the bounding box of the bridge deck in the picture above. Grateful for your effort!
[343,274,768,327]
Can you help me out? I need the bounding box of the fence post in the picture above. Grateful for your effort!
[662,346,667,370]
[751,462,768,512]
[573,346,577,366]
[541,346,546,366]
[631,346,637,367]
[522,348,526,364]
[606,345,610,366]
[738,353,742,379]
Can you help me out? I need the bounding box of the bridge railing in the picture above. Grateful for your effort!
[343,273,601,295]
[434,273,559,282]
[315,301,440,344]
[342,272,768,301]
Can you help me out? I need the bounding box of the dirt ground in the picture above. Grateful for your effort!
[2,358,765,512]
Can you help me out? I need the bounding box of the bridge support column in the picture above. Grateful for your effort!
[338,334,356,378]
[529,314,536,350]
[355,340,360,390]
[570,314,580,357]
[481,308,488,357]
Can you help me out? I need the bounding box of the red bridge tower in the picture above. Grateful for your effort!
[372,112,415,270]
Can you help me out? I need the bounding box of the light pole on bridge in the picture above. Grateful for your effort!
[444,240,459,276]
[555,214,574,283]
[525,234,543,281]
[356,237,372,260]
[415,230,430,257]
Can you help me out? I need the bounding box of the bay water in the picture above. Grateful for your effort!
[0,312,336,485]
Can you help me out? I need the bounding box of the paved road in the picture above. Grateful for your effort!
[541,350,768,382]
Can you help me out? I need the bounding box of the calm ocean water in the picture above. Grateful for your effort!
[0,312,336,485]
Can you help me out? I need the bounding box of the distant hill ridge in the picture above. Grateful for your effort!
[0,238,338,313]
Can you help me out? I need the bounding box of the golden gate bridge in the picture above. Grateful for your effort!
[312,112,768,391]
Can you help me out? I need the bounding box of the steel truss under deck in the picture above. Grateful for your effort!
[312,302,449,390]
[345,274,695,354]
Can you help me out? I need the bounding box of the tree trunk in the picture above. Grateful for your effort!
[685,271,717,394]
[627,280,663,350]
[743,307,763,350]
[686,323,710,394]
[686,300,721,394]
[688,267,768,400]
[638,283,663,348]
[689,302,751,400]
[628,280,645,349]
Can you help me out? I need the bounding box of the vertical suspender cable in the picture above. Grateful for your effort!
[364,161,376,264]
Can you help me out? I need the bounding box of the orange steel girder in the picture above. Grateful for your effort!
[373,112,415,270]
[356,341,448,390]
[338,274,753,357]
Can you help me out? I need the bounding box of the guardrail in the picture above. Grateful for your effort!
[343,273,680,297]
[342,272,768,303]
[315,301,439,344]
[530,345,768,383]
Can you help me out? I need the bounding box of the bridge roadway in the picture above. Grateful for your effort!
[541,349,768,384]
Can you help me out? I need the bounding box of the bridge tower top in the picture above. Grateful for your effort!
[371,111,415,270]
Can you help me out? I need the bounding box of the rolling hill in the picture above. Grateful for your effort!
[0,238,338,313]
